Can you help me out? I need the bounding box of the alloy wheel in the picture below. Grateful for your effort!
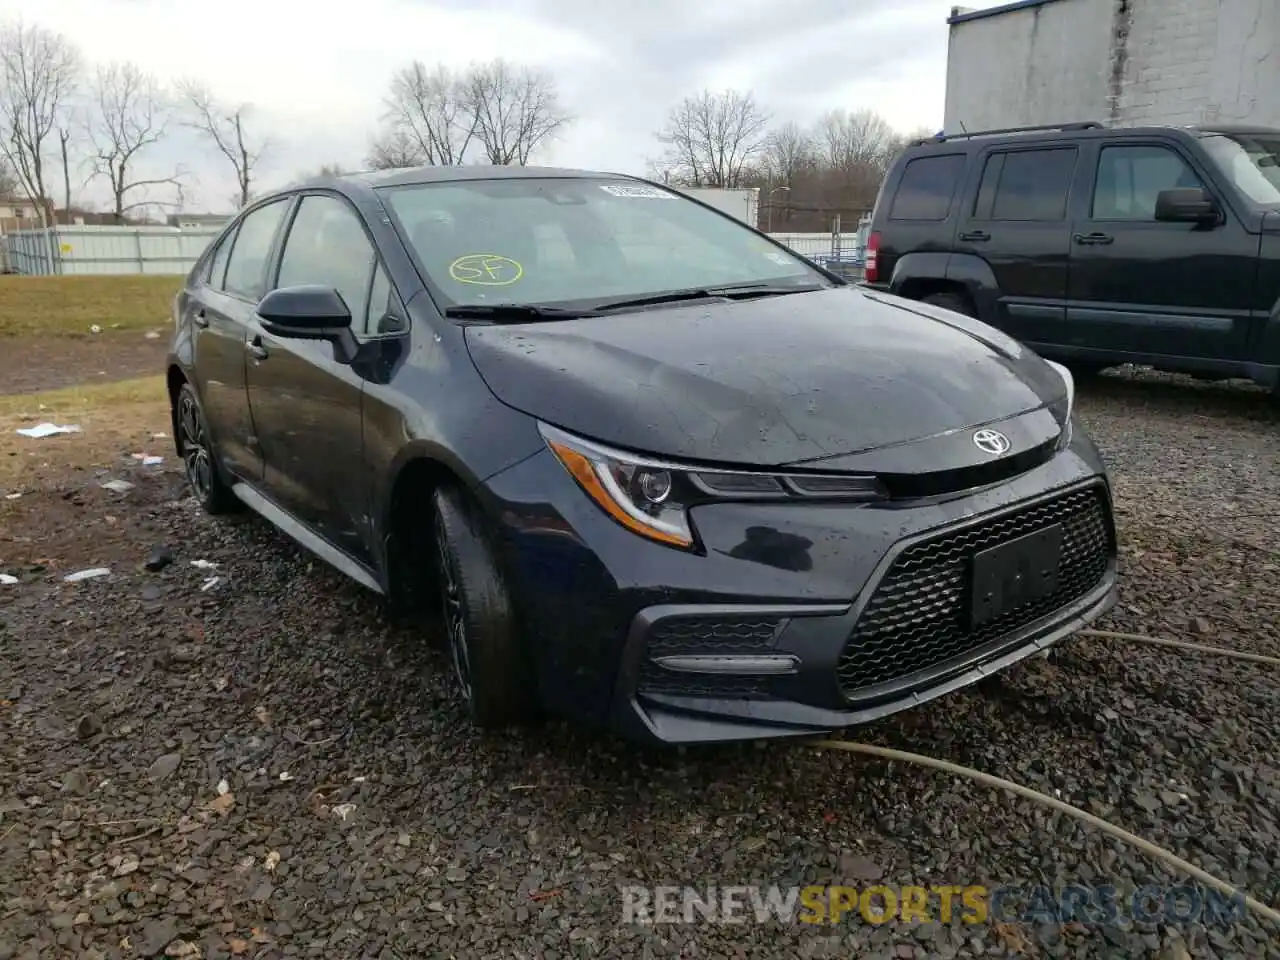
[178,391,214,501]
[436,518,473,704]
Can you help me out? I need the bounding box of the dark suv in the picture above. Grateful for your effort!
[864,121,1280,391]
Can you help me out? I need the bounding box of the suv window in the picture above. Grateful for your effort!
[223,199,290,300]
[276,195,377,334]
[889,155,964,221]
[978,148,1077,221]
[1092,145,1203,220]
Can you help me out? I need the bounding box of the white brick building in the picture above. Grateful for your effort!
[944,0,1280,133]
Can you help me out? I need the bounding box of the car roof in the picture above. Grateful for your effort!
[280,165,643,197]
[905,121,1280,154]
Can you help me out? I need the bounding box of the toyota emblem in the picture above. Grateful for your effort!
[972,429,1011,456]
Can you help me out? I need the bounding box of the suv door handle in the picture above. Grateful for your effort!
[1073,232,1114,245]
[959,230,990,242]
[193,309,209,328]
[247,336,269,361]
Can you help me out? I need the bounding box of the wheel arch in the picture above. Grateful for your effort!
[890,251,1000,323]
[377,443,486,607]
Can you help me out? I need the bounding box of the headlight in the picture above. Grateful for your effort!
[539,423,887,551]
[1044,360,1075,450]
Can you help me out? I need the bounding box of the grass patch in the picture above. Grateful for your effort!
[0,275,182,337]
[0,375,170,487]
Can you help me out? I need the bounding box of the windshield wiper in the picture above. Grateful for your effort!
[444,303,585,321]
[588,283,827,314]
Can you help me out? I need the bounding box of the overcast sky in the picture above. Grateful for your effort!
[4,0,966,213]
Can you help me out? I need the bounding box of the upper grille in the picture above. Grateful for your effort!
[836,484,1113,697]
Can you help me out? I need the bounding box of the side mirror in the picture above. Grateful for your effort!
[1154,188,1221,224]
[257,285,353,339]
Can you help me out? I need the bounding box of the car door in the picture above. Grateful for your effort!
[208,196,294,480]
[951,143,1078,345]
[185,222,263,479]
[1065,139,1257,361]
[244,192,380,565]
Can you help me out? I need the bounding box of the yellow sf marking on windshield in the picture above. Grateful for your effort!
[449,254,524,285]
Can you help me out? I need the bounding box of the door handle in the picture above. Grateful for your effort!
[247,337,269,361]
[193,309,209,328]
[1073,232,1114,245]
[959,230,990,242]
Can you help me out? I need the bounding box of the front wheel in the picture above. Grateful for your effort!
[432,485,538,728]
[175,382,237,515]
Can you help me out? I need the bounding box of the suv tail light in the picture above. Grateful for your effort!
[864,231,881,284]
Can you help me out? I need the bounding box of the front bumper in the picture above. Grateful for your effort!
[482,432,1118,745]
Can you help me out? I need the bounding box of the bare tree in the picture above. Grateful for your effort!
[381,61,475,165]
[462,59,571,165]
[0,20,80,224]
[654,89,769,187]
[815,108,899,177]
[179,81,269,208]
[0,154,16,195]
[366,127,423,170]
[761,120,814,185]
[88,62,182,221]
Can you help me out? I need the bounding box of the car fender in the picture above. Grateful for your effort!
[890,251,1001,321]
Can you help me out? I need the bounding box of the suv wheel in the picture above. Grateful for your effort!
[432,485,537,728]
[175,383,237,515]
[922,291,975,317]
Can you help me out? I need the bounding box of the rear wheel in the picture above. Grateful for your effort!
[921,291,976,317]
[175,382,237,515]
[432,485,537,728]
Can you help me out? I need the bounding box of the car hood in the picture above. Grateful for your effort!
[463,286,1067,467]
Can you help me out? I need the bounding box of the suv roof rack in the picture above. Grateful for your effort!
[912,121,1104,145]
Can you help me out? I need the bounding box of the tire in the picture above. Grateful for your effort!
[432,484,537,728]
[174,382,238,515]
[921,291,976,317]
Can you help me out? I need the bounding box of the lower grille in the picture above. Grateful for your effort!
[638,614,783,700]
[836,484,1113,697]
[637,664,771,700]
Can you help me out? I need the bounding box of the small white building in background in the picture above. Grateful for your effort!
[944,0,1280,133]
[675,188,760,227]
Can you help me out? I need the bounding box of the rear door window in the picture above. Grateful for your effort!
[205,229,235,291]
[888,155,965,221]
[977,147,1078,221]
[223,199,290,301]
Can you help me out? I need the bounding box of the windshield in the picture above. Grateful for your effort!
[378,177,828,309]
[1201,133,1280,205]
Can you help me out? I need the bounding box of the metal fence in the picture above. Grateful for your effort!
[1,223,869,280]
[1,225,222,276]
[771,230,868,281]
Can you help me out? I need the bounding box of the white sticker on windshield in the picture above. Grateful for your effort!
[764,251,792,265]
[600,184,677,199]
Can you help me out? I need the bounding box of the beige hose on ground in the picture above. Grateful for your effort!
[806,626,1280,929]
[807,738,1280,929]
[1079,629,1280,667]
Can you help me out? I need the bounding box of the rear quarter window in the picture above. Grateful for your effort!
[889,154,966,221]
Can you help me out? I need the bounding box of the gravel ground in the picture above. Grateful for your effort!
[1,369,1278,960]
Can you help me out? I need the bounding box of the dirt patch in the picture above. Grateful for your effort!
[0,377,171,490]
[0,332,170,396]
